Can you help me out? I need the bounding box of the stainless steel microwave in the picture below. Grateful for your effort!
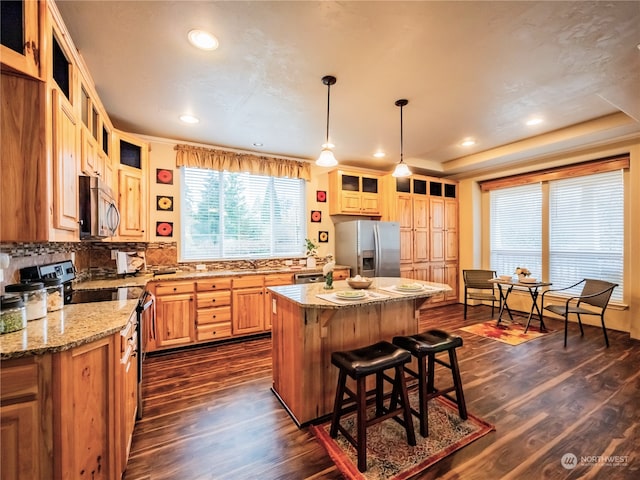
[79,176,120,239]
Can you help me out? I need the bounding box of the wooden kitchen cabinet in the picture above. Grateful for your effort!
[0,73,48,242]
[1,332,139,480]
[0,0,42,79]
[114,130,148,241]
[382,174,459,306]
[54,334,117,480]
[153,283,195,349]
[118,312,138,474]
[51,88,80,234]
[328,169,382,215]
[195,278,232,342]
[0,356,52,480]
[232,275,265,335]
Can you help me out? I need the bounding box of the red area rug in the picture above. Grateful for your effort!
[460,320,553,346]
[310,395,494,480]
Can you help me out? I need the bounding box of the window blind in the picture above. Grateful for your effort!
[181,167,306,261]
[490,183,542,278]
[549,170,623,301]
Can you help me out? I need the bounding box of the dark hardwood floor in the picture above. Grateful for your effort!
[124,304,640,479]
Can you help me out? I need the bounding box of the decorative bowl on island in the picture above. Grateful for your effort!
[347,277,373,289]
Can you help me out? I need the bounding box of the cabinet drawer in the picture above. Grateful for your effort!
[196,306,231,325]
[0,360,38,400]
[197,291,231,308]
[154,281,194,296]
[196,278,232,291]
[196,322,232,341]
[232,275,264,288]
[264,273,293,286]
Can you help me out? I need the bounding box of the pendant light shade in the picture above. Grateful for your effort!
[392,99,412,178]
[316,75,338,167]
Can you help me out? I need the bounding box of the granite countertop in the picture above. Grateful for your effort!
[75,265,350,290]
[1,265,351,359]
[268,277,451,309]
[0,299,139,360]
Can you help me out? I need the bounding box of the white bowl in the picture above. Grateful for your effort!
[521,277,537,283]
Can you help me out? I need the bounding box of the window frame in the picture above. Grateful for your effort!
[179,167,307,262]
[482,156,629,304]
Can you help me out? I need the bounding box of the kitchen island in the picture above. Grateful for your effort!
[268,277,450,425]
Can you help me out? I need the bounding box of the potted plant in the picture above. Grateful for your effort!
[305,238,318,268]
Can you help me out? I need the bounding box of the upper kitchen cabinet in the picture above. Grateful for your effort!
[79,74,115,188]
[328,169,382,216]
[381,174,459,305]
[48,16,80,238]
[0,73,48,242]
[114,130,149,240]
[0,0,42,79]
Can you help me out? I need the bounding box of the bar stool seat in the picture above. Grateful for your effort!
[393,329,467,437]
[329,340,416,472]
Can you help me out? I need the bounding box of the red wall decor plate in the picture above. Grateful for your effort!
[156,222,173,237]
[156,168,174,184]
[316,190,327,202]
[311,210,322,222]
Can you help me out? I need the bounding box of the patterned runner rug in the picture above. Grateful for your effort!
[311,395,494,480]
[460,319,553,346]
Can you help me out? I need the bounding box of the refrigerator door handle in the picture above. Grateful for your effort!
[373,223,381,277]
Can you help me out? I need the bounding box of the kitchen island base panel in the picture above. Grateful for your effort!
[272,298,420,425]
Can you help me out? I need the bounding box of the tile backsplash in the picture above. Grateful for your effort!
[1,241,314,291]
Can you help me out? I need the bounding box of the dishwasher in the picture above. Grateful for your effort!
[293,272,326,284]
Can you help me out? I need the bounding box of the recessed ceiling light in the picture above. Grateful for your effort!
[253,142,264,147]
[526,117,543,126]
[188,29,219,50]
[179,114,199,124]
[373,151,385,158]
[461,139,476,147]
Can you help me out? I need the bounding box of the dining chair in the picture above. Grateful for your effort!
[541,279,618,347]
[462,269,499,319]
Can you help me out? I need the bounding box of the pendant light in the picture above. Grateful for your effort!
[392,99,412,178]
[316,75,338,167]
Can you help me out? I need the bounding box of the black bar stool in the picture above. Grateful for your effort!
[329,340,416,472]
[392,329,467,437]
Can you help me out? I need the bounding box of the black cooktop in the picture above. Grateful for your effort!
[70,287,144,304]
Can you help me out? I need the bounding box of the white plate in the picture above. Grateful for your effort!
[335,290,367,300]
[396,283,425,292]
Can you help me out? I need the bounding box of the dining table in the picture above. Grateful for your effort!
[489,277,552,332]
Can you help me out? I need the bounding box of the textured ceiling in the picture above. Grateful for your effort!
[56,1,640,177]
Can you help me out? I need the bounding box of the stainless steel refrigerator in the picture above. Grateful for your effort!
[335,220,401,277]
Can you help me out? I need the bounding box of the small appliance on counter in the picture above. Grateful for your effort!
[116,251,147,276]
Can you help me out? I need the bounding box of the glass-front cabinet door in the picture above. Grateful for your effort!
[0,0,40,78]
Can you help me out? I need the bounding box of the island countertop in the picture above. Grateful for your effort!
[267,277,451,308]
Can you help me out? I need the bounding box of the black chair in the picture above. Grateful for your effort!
[392,329,467,437]
[330,341,416,472]
[541,279,618,347]
[463,269,499,319]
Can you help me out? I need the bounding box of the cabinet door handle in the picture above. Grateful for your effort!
[211,299,216,303]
